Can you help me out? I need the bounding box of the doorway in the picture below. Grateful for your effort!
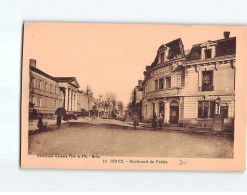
[170,101,179,124]
[159,101,165,120]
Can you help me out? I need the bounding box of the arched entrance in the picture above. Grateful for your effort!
[170,101,179,124]
[159,101,165,120]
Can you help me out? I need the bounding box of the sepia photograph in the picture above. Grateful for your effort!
[21,22,246,171]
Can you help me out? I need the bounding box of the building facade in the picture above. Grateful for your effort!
[54,77,80,113]
[77,89,96,112]
[29,59,63,116]
[29,59,80,117]
[142,32,235,131]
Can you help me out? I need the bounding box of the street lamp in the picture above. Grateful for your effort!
[215,97,221,114]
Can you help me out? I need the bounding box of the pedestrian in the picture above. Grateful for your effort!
[152,113,157,130]
[124,112,128,124]
[37,114,43,131]
[157,113,163,130]
[133,112,139,130]
[57,114,62,128]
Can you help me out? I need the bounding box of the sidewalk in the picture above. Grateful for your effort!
[126,121,233,137]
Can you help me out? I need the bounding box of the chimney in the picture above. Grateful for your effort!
[29,59,36,68]
[224,31,230,39]
[138,80,143,89]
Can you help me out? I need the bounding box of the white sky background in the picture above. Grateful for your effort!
[24,23,236,106]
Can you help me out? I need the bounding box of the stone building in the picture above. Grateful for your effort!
[29,59,63,116]
[77,89,95,112]
[29,59,80,116]
[141,32,235,130]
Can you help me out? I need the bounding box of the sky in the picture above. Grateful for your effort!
[23,23,236,106]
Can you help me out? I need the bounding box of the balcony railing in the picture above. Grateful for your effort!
[199,85,214,92]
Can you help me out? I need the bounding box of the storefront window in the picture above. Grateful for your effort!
[198,101,215,118]
[220,105,228,118]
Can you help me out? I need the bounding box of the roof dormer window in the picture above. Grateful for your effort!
[205,49,212,59]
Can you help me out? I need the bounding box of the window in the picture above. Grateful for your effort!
[202,71,213,91]
[220,105,228,118]
[30,77,34,88]
[198,101,215,118]
[205,49,212,59]
[159,78,164,90]
[39,97,42,107]
[155,80,158,91]
[38,80,42,89]
[45,83,49,92]
[160,53,164,62]
[165,77,171,89]
[33,78,37,88]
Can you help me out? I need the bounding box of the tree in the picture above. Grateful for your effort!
[104,92,117,117]
[117,100,124,116]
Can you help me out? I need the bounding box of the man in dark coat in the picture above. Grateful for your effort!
[133,112,139,130]
[37,114,43,131]
[57,114,62,128]
[157,113,163,130]
[152,113,157,130]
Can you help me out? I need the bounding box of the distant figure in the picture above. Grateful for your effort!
[133,112,139,130]
[152,113,157,130]
[124,112,128,123]
[37,114,43,131]
[157,113,163,130]
[57,114,62,128]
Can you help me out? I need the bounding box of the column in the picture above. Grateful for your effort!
[155,101,159,115]
[198,70,202,91]
[164,101,170,124]
[71,90,73,111]
[71,90,74,111]
[64,88,68,111]
[68,89,72,111]
[179,97,183,124]
[75,92,78,111]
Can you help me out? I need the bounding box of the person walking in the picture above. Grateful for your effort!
[37,114,43,131]
[157,113,163,130]
[57,114,62,128]
[152,113,157,130]
[133,112,139,130]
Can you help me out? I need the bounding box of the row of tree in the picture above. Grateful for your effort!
[94,91,124,118]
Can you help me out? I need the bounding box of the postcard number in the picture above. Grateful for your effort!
[179,160,187,165]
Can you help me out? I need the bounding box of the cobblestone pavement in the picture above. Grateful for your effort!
[29,118,233,158]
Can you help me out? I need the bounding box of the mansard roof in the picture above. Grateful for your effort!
[166,38,185,59]
[187,37,236,60]
[151,38,185,67]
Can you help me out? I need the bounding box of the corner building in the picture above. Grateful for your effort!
[142,32,235,130]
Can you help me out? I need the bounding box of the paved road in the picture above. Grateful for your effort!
[28,118,233,158]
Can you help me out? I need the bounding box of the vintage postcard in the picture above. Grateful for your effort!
[21,22,246,171]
